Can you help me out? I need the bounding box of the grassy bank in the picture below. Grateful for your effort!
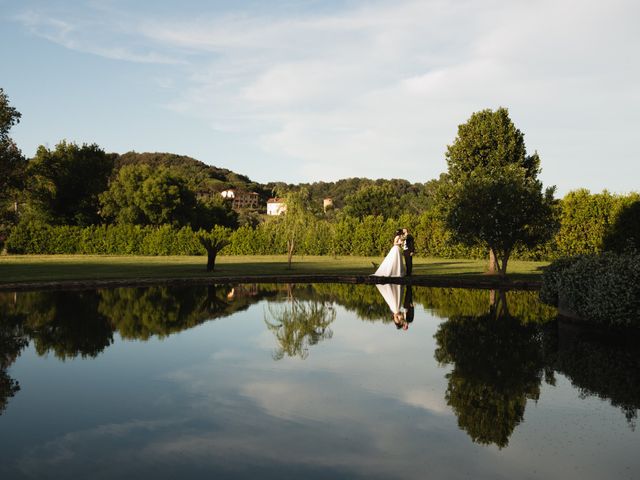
[0,254,548,284]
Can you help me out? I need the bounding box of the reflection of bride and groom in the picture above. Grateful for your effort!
[376,284,414,330]
[373,228,415,277]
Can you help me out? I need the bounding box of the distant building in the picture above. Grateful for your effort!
[220,188,260,210]
[267,198,287,215]
[323,197,334,212]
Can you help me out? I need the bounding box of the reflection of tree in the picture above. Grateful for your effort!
[546,322,640,428]
[0,293,31,415]
[0,314,27,416]
[310,284,399,322]
[26,291,114,360]
[265,287,335,360]
[309,284,557,324]
[434,292,546,448]
[98,285,263,340]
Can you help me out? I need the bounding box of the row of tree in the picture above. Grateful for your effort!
[3,86,637,274]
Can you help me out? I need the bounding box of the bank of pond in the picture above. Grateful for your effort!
[1,283,638,479]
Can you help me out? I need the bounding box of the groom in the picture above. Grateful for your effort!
[402,228,415,276]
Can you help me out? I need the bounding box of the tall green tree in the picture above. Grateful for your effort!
[343,184,402,218]
[439,108,557,275]
[276,188,318,269]
[0,88,27,241]
[100,164,236,229]
[99,164,199,227]
[26,141,114,225]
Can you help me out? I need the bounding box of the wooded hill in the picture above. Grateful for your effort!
[115,152,270,200]
[116,151,436,212]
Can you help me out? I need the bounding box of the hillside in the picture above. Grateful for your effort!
[115,152,269,199]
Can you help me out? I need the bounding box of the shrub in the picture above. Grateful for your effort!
[540,252,640,327]
[539,255,585,305]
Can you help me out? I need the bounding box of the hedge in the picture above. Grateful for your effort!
[5,190,639,260]
[540,251,640,327]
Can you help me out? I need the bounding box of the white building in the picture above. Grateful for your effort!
[266,198,287,215]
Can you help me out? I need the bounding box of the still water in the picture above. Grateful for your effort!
[0,284,638,479]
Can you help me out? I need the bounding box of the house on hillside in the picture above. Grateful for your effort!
[220,188,260,210]
[323,197,334,212]
[267,198,287,215]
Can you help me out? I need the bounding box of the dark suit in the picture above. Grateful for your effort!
[403,285,414,323]
[403,234,415,275]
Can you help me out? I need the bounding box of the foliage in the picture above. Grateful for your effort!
[5,221,205,255]
[99,164,198,227]
[445,107,539,179]
[266,177,434,215]
[25,141,114,226]
[197,225,231,271]
[115,151,268,199]
[343,184,401,218]
[0,88,27,247]
[603,200,640,254]
[438,108,557,274]
[554,189,639,257]
[276,188,319,268]
[539,255,584,306]
[541,251,640,327]
[442,167,558,274]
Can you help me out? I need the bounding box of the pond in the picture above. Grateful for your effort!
[0,284,638,479]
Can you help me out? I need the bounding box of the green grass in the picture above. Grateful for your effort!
[0,254,549,284]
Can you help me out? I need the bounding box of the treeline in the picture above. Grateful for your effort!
[2,90,639,261]
[7,189,639,259]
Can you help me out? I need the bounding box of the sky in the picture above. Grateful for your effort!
[1,0,638,195]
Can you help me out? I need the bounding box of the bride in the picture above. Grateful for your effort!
[373,229,406,277]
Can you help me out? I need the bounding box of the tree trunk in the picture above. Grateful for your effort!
[488,249,497,273]
[489,289,509,317]
[498,250,511,277]
[206,249,217,272]
[287,239,294,270]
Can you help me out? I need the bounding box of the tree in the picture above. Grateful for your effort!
[439,108,557,275]
[343,184,401,218]
[444,167,557,275]
[99,164,198,227]
[603,199,640,254]
[278,188,318,269]
[26,141,114,225]
[197,225,231,272]
[0,88,27,243]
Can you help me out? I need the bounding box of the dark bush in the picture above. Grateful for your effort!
[540,252,640,327]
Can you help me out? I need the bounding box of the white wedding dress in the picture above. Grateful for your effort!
[376,284,404,314]
[373,237,406,277]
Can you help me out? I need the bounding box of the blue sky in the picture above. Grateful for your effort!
[1,0,638,195]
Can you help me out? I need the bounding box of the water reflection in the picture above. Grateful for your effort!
[545,321,640,428]
[434,291,548,448]
[375,284,415,330]
[265,286,335,360]
[0,283,638,454]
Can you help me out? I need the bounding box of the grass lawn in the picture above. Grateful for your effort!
[0,254,548,284]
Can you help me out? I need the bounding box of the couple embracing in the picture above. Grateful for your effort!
[373,228,415,277]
